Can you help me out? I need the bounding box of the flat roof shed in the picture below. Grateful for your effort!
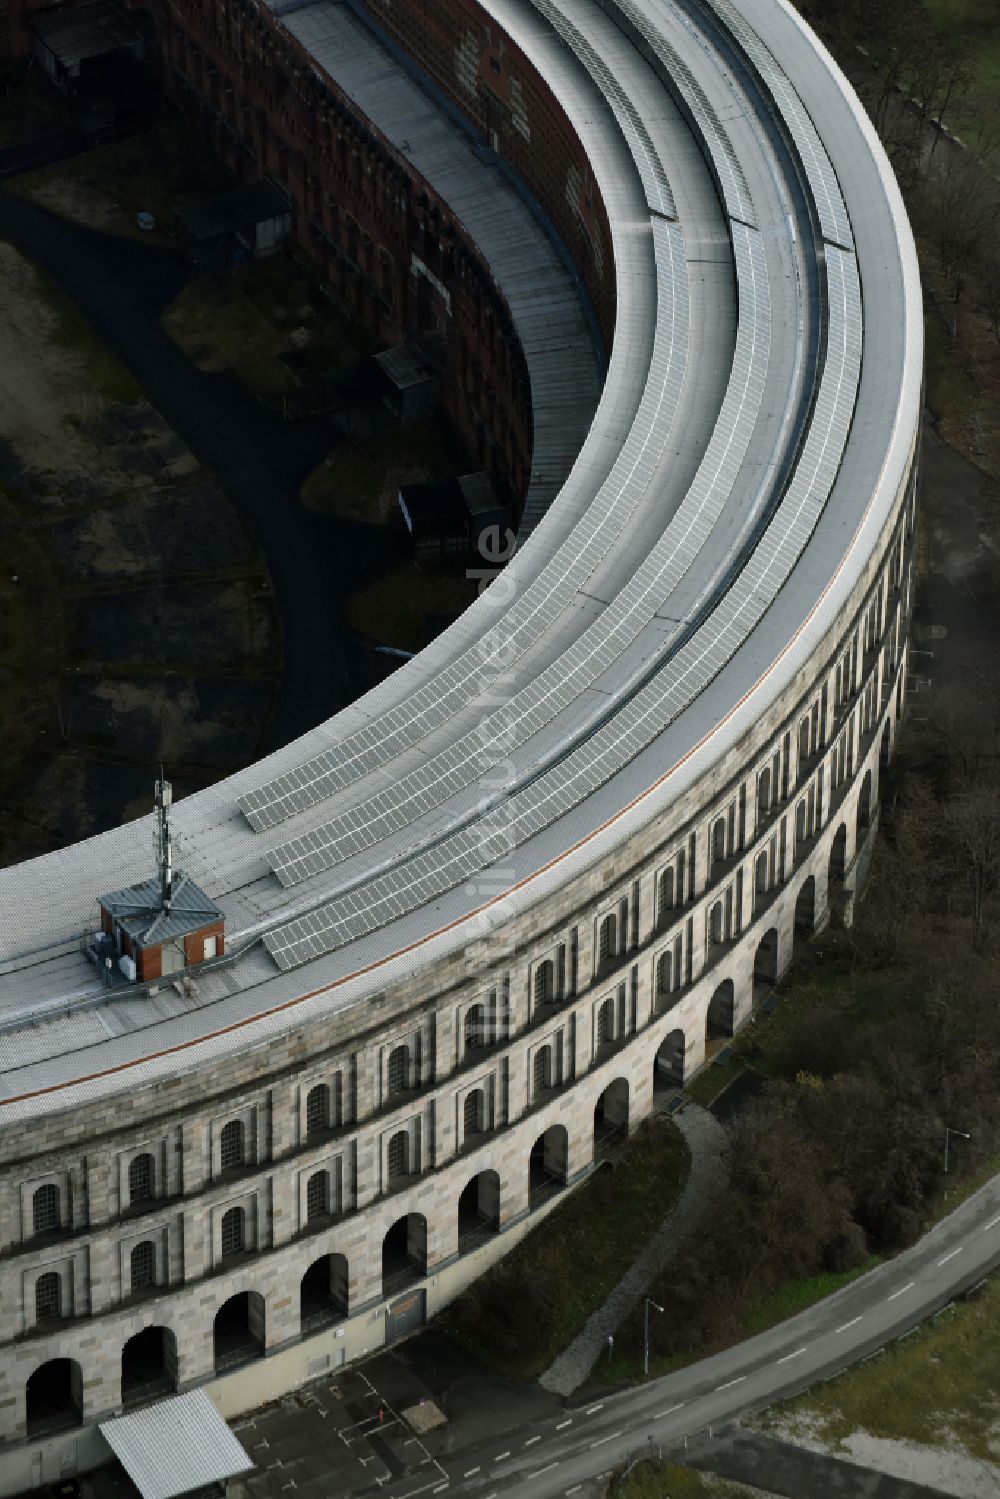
[31,1,145,84]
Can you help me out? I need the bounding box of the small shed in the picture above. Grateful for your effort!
[98,872,224,983]
[373,343,440,424]
[398,471,509,559]
[175,181,293,273]
[30,1,145,94]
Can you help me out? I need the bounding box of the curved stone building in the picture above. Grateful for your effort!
[0,0,921,1486]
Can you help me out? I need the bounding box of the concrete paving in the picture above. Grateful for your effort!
[682,1428,954,1499]
[539,1102,730,1397]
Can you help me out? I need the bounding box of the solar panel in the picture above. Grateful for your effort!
[263,248,861,970]
[266,224,771,889]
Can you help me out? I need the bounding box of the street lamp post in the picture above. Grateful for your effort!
[643,1298,664,1377]
[944,1127,970,1174]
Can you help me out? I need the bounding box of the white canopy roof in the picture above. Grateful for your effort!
[100,1390,253,1499]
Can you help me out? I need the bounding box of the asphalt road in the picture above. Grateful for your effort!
[0,188,403,753]
[374,1174,1000,1499]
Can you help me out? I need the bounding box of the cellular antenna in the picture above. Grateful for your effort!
[155,769,174,910]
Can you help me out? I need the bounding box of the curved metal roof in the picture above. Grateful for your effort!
[0,0,922,1118]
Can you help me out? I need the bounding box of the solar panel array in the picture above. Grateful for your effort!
[263,246,862,972]
[528,0,676,219]
[238,168,692,835]
[703,0,853,250]
[596,0,756,226]
[267,223,770,888]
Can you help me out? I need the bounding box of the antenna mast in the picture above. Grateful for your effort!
[155,770,174,910]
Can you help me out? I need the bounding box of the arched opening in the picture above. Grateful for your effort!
[26,1359,82,1436]
[387,1129,411,1184]
[708,900,724,948]
[458,1170,501,1251]
[653,1028,685,1095]
[757,767,772,823]
[300,1253,348,1332]
[529,1124,568,1207]
[597,913,617,971]
[463,1088,485,1144]
[879,721,892,776]
[122,1326,177,1406]
[128,1152,154,1207]
[794,876,816,956]
[711,816,726,868]
[533,960,554,1009]
[706,979,735,1043]
[213,1291,265,1373]
[595,995,615,1054]
[828,824,848,926]
[594,1078,629,1157]
[654,948,674,1012]
[306,1083,330,1136]
[532,1044,554,1101]
[382,1213,427,1297]
[754,850,769,914]
[465,1003,485,1051]
[856,770,873,841]
[657,867,675,926]
[753,927,779,1003]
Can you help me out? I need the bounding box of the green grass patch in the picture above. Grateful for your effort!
[768,1273,1000,1460]
[32,276,141,404]
[685,1052,747,1107]
[609,1459,764,1497]
[439,1117,689,1383]
[303,419,471,526]
[743,1257,884,1337]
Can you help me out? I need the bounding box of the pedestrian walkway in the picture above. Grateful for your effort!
[539,1102,730,1396]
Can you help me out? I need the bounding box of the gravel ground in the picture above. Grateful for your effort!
[539,1102,730,1396]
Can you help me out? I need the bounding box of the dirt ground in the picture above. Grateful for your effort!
[0,237,280,865]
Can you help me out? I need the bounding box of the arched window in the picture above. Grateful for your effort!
[220,1207,245,1258]
[533,1047,552,1097]
[656,949,672,996]
[130,1240,156,1292]
[306,1171,329,1221]
[32,1184,59,1237]
[220,1120,244,1173]
[465,1004,485,1051]
[711,817,726,867]
[387,1131,409,1179]
[755,851,769,903]
[533,960,554,1007]
[657,867,674,922]
[798,715,811,762]
[387,1045,410,1095]
[708,902,723,947]
[757,768,771,819]
[35,1272,62,1322]
[464,1090,484,1139]
[597,998,613,1047]
[128,1153,154,1206]
[598,914,617,966]
[305,1084,329,1136]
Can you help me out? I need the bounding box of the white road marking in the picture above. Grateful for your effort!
[590,1430,624,1448]
[777,1347,808,1364]
[715,1375,746,1391]
[566,1487,582,1495]
[985,1214,1000,1230]
[654,1403,685,1418]
[494,1452,511,1462]
[432,1485,449,1495]
[586,1403,604,1415]
[888,1282,914,1301]
[835,1316,862,1333]
[556,1419,573,1430]
[525,1436,541,1446]
[464,1468,480,1478]
[938,1247,963,1266]
[532,1463,560,1478]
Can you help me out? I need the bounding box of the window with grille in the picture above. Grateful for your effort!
[130,1240,156,1291]
[306,1084,329,1135]
[306,1171,329,1221]
[35,1271,62,1322]
[534,961,553,1007]
[221,1207,245,1258]
[657,868,674,921]
[465,1005,485,1051]
[387,1046,410,1095]
[32,1183,59,1237]
[464,1091,484,1139]
[709,902,724,946]
[711,818,726,866]
[597,1000,613,1047]
[656,950,672,996]
[128,1153,154,1206]
[220,1120,244,1172]
[598,916,616,965]
[387,1131,409,1178]
[533,1047,551,1097]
